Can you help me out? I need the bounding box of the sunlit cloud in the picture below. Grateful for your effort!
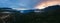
[35,0,60,9]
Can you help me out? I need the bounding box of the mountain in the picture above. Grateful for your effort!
[44,5,60,12]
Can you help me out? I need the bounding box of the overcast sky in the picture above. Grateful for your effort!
[0,0,42,9]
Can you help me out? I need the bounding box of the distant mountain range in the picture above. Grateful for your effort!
[44,5,60,12]
[0,5,60,14]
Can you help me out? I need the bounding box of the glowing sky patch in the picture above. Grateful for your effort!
[35,0,60,9]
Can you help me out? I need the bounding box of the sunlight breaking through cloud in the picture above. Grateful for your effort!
[35,0,60,9]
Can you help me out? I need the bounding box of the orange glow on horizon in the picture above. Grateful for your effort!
[35,0,60,9]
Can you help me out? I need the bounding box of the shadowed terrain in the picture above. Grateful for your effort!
[0,5,60,23]
[18,5,60,23]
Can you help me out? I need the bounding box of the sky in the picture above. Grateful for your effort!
[0,0,60,13]
[0,0,42,13]
[35,0,60,9]
[0,0,41,9]
[0,0,60,10]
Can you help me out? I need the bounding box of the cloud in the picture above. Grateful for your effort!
[35,0,60,9]
[0,0,41,9]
